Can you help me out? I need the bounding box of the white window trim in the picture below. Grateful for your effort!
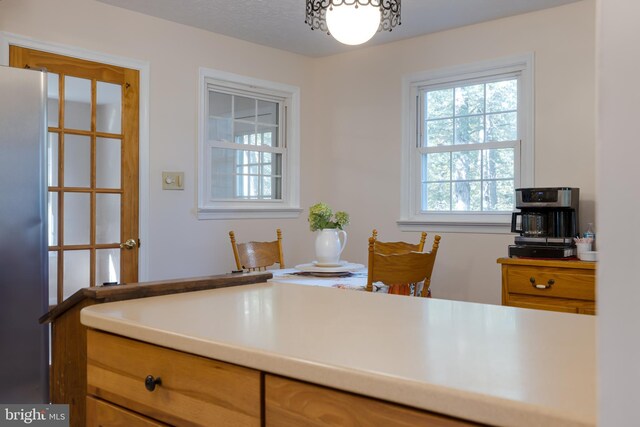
[399,53,534,234]
[197,68,301,219]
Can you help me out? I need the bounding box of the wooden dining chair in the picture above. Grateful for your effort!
[366,235,441,296]
[371,229,427,255]
[229,229,285,272]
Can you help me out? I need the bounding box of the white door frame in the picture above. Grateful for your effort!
[0,31,150,281]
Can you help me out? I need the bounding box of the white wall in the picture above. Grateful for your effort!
[0,0,596,306]
[308,1,596,304]
[596,0,640,424]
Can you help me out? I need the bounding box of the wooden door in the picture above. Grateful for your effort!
[10,46,139,305]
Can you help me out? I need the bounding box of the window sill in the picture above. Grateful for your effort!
[397,219,513,234]
[198,207,303,220]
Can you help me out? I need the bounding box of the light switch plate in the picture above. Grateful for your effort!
[162,171,184,190]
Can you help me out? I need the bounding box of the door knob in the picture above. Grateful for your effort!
[120,239,138,250]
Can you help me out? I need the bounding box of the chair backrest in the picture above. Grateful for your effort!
[371,229,427,255]
[366,235,441,296]
[229,229,285,271]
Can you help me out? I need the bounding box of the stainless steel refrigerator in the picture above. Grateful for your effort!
[0,65,49,403]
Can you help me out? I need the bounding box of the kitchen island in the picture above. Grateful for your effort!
[80,282,596,426]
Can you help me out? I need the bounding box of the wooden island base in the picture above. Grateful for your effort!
[86,330,478,426]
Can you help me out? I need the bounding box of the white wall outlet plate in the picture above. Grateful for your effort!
[162,171,184,190]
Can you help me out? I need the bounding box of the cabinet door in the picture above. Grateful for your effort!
[86,396,167,427]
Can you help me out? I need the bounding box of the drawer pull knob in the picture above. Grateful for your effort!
[145,375,162,392]
[530,277,554,289]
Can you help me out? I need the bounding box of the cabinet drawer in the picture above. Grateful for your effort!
[86,396,167,427]
[507,297,579,314]
[505,266,595,301]
[265,374,479,426]
[579,306,597,315]
[87,330,261,427]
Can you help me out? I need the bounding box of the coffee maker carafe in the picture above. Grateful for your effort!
[508,188,579,258]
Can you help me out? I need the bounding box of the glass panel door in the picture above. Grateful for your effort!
[11,46,139,305]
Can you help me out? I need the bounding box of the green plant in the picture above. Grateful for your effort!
[308,202,350,232]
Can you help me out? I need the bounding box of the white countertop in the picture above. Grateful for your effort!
[80,282,596,426]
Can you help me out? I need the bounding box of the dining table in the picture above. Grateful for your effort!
[268,264,391,293]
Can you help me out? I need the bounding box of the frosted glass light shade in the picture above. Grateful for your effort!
[326,3,381,45]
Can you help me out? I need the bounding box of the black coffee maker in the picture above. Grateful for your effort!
[509,187,579,258]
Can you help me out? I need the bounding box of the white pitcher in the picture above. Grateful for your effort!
[314,229,347,265]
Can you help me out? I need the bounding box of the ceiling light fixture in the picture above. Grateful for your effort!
[305,0,401,46]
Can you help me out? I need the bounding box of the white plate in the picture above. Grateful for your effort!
[294,262,365,273]
[312,260,347,268]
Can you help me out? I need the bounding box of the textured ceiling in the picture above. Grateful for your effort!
[97,0,582,57]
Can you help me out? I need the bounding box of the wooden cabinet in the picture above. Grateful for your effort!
[86,330,262,426]
[498,257,596,315]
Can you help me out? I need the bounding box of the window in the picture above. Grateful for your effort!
[400,55,533,232]
[198,69,301,219]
